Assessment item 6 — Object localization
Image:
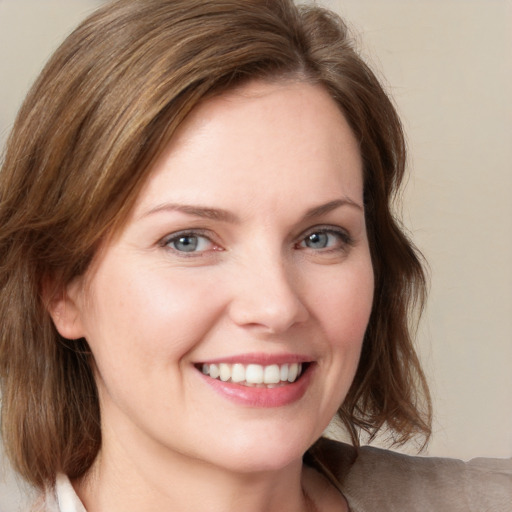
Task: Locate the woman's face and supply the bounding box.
[57,80,374,474]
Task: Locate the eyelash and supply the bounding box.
[160,229,218,257]
[160,226,353,257]
[296,227,354,253]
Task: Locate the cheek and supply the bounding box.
[303,256,374,426]
[80,261,224,374]
[313,258,374,349]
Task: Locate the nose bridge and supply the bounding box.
[228,244,308,333]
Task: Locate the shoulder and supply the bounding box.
[310,437,512,512]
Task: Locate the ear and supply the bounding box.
[43,276,86,340]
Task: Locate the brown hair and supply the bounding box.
[0,0,431,489]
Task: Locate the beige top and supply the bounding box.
[38,439,512,511]
[311,438,512,511]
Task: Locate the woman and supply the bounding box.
[0,0,510,510]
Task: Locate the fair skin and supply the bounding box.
[50,80,374,512]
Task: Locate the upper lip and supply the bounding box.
[195,353,313,365]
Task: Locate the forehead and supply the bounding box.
[133,79,363,216]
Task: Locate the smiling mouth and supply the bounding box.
[195,362,309,388]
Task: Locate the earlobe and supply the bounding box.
[43,278,86,340]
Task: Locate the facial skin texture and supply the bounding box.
[52,80,374,512]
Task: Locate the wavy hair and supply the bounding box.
[0,0,431,489]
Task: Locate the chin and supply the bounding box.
[194,428,319,475]
[213,450,304,475]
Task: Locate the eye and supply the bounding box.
[162,231,215,254]
[298,228,352,251]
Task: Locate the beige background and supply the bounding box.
[1,0,511,508]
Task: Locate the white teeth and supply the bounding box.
[246,364,264,384]
[263,364,280,384]
[199,362,305,386]
[288,363,299,382]
[219,363,230,382]
[209,364,219,379]
[231,363,245,383]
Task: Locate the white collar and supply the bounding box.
[49,474,87,512]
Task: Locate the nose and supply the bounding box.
[227,253,309,335]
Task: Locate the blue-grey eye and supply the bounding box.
[168,234,211,253]
[301,230,345,250]
[305,232,329,249]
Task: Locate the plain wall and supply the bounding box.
[1,0,511,509]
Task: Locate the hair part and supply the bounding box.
[0,0,431,489]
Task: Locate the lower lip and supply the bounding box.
[197,364,315,408]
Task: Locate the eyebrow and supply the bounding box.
[303,198,363,219]
[139,197,362,223]
[139,203,239,223]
